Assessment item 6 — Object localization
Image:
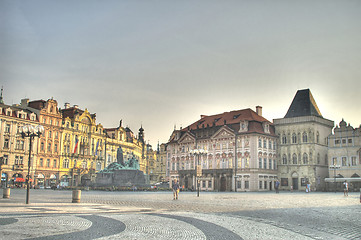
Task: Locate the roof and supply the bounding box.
[184,108,271,131]
[284,89,322,118]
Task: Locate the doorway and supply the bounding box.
[292,178,298,190]
[220,177,226,191]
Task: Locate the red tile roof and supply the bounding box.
[184,108,271,131]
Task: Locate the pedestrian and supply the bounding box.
[172,179,180,200]
[343,180,349,196]
[275,179,280,193]
[306,182,311,193]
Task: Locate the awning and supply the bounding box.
[15,178,25,182]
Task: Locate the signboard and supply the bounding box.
[196,165,202,177]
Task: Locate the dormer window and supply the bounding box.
[239,121,248,132]
[6,109,11,116]
[263,123,270,134]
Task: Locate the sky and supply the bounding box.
[1,0,361,146]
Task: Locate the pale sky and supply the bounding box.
[1,0,361,146]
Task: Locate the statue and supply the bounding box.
[116,147,124,166]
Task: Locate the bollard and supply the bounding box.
[3,188,10,199]
[72,190,81,203]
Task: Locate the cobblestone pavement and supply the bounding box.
[0,189,360,239]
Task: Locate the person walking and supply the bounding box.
[275,179,280,193]
[172,179,180,200]
[343,180,349,196]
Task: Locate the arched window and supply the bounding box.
[292,153,297,164]
[292,133,297,144]
[302,132,307,143]
[303,153,308,164]
[282,135,287,144]
[282,154,287,164]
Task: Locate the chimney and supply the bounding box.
[256,106,262,116]
[64,103,70,109]
[73,105,78,109]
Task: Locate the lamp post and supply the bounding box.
[190,149,208,197]
[20,124,44,204]
[330,165,340,193]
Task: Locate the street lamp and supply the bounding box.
[330,165,340,193]
[190,149,208,197]
[19,124,44,204]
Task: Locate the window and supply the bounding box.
[302,132,308,143]
[273,160,276,170]
[3,138,9,149]
[43,118,46,124]
[351,157,356,166]
[342,139,346,144]
[54,144,58,152]
[5,124,10,133]
[264,158,267,169]
[258,139,262,148]
[41,142,44,151]
[292,134,297,144]
[259,158,262,168]
[53,159,57,168]
[48,131,52,138]
[47,143,51,152]
[39,158,43,167]
[237,181,241,189]
[292,154,297,164]
[263,140,267,148]
[264,181,267,189]
[316,132,319,143]
[269,141,272,149]
[332,157,337,165]
[245,181,249,189]
[269,159,272,169]
[317,153,320,164]
[342,157,347,166]
[202,181,206,188]
[259,181,262,189]
[63,159,69,168]
[282,135,287,144]
[282,155,287,164]
[335,139,340,144]
[301,178,308,186]
[303,153,308,164]
[348,139,353,144]
[281,178,288,186]
[3,155,8,165]
[46,159,50,167]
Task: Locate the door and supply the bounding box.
[220,177,227,191]
[269,182,272,191]
[292,178,298,190]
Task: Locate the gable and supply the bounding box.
[211,126,235,139]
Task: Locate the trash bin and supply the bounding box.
[72,190,81,203]
[3,188,10,199]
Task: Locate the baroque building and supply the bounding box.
[274,89,334,191]
[326,119,361,191]
[167,107,278,192]
[26,98,63,188]
[59,103,105,187]
[0,94,40,188]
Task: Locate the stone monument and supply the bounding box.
[96,147,148,187]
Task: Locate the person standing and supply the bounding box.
[343,180,349,196]
[172,179,180,200]
[275,179,280,193]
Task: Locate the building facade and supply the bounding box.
[0,96,40,188]
[274,89,334,191]
[167,107,278,192]
[326,119,361,191]
[155,143,167,183]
